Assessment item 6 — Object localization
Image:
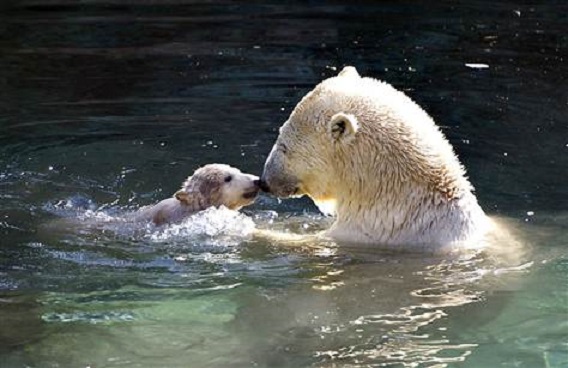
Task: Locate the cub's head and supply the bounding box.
[175,164,260,211]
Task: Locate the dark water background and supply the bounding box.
[1,1,567,367]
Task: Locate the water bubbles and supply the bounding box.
[148,206,255,245]
[42,311,135,324]
[82,209,116,222]
[202,140,218,148]
[120,167,136,177]
[253,210,278,224]
[44,195,97,215]
[524,211,535,222]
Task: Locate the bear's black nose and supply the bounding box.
[257,179,270,193]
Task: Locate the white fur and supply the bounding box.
[133,164,259,226]
[262,66,490,248]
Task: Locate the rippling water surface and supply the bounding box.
[1,1,567,367]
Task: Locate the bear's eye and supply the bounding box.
[224,175,233,183]
[278,143,288,154]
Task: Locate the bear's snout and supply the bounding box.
[259,174,300,198]
[258,179,271,193]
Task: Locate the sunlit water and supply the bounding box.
[1,1,566,368]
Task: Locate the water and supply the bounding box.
[1,1,567,367]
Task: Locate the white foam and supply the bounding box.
[147,206,255,244]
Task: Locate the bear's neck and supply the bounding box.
[326,179,488,247]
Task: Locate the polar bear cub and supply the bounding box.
[135,164,260,226]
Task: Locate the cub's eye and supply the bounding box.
[224,175,233,183]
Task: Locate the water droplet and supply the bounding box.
[465,63,490,69]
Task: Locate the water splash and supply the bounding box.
[42,311,135,324]
[147,206,255,245]
[44,195,256,247]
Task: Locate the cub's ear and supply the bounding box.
[174,189,190,203]
[328,112,359,143]
[338,66,360,78]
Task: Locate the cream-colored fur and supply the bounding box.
[261,66,491,248]
[134,164,260,226]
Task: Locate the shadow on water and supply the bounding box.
[1,1,567,367]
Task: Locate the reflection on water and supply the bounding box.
[1,0,567,367]
[3,240,538,368]
[1,218,566,367]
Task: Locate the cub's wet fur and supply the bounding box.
[133,164,260,226]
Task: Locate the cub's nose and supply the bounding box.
[257,179,270,193]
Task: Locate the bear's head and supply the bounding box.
[261,66,470,216]
[176,164,260,211]
[260,67,366,214]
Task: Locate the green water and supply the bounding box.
[1,1,567,367]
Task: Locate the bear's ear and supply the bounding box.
[338,66,360,78]
[174,189,190,203]
[328,112,359,143]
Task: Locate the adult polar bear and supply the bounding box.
[260,66,492,249]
